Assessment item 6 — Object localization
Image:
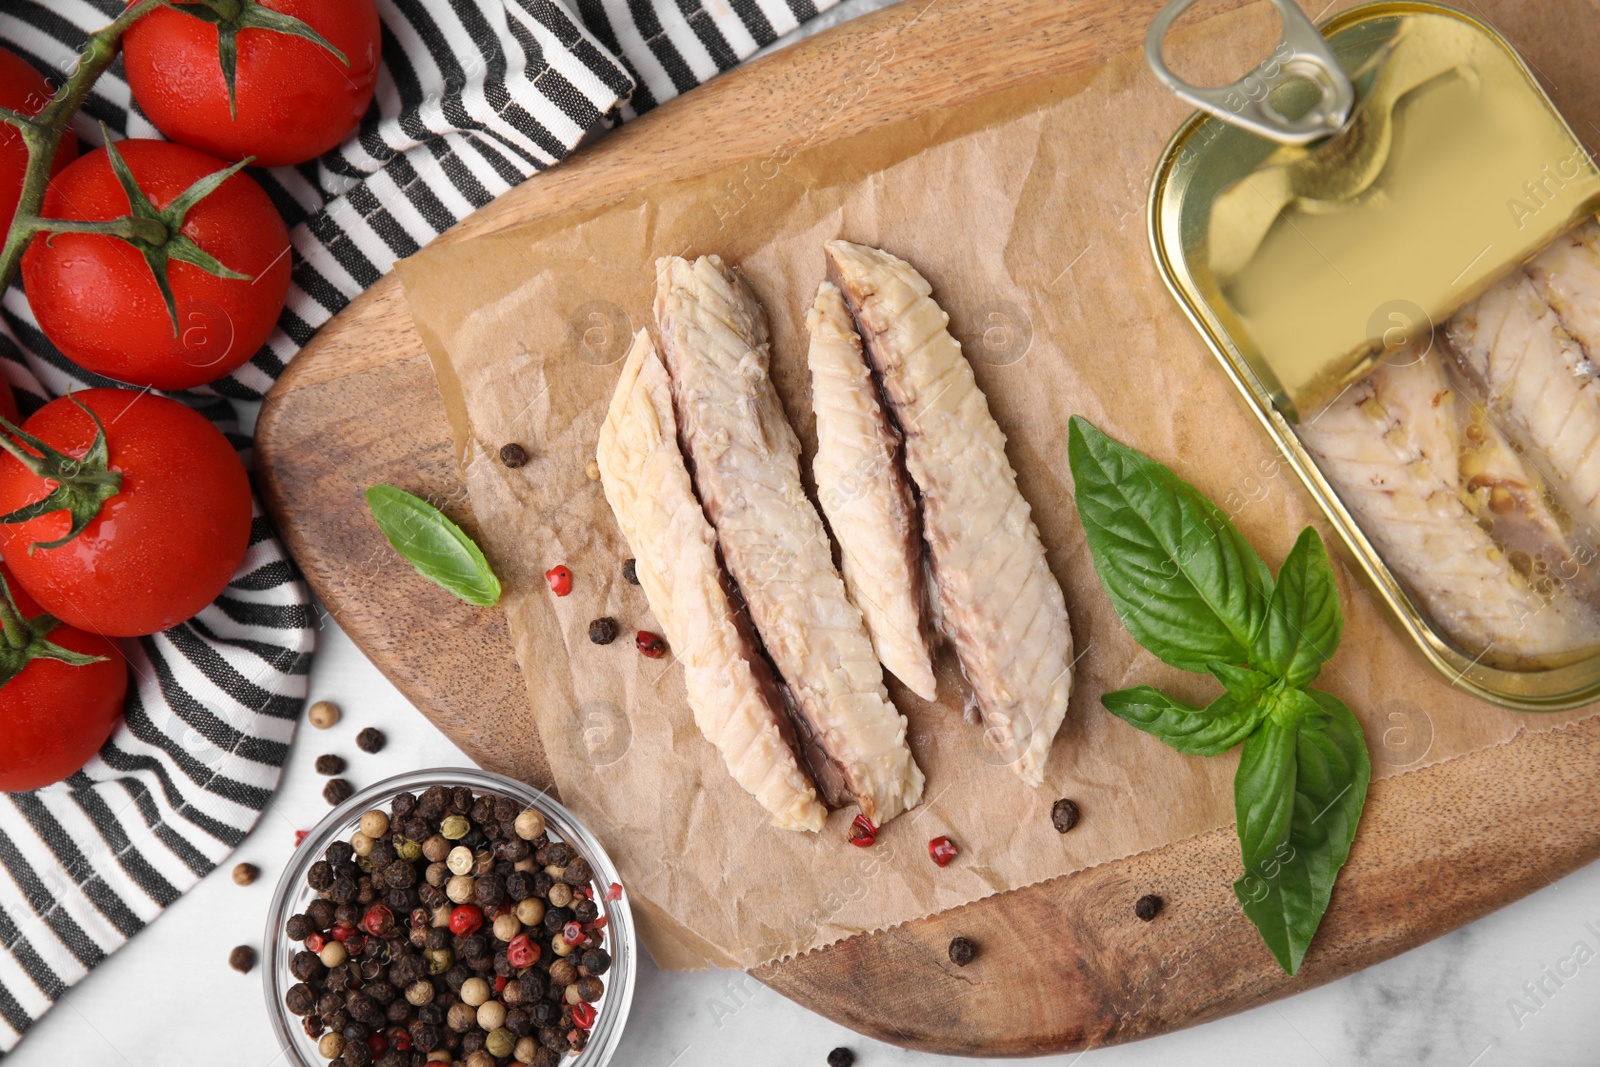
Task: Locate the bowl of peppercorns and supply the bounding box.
[265,768,636,1067]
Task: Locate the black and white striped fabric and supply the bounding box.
[0,0,838,1052]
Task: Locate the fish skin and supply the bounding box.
[805,281,939,702]
[597,329,827,833]
[824,240,1073,787]
[654,255,925,826]
[1449,262,1600,538]
[1298,348,1597,667]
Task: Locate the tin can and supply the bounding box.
[1147,1,1600,709]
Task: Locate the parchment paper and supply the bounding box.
[396,4,1600,970]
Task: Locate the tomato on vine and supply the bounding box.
[21,137,291,391]
[0,389,252,637]
[122,0,382,167]
[0,47,76,238]
[0,564,127,792]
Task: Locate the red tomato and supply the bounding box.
[122,0,382,167]
[21,139,290,391]
[0,47,77,238]
[0,389,252,637]
[0,565,127,792]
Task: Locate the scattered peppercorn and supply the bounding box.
[231,862,259,887]
[308,700,341,729]
[635,630,667,658]
[1051,798,1081,833]
[314,753,345,776]
[928,835,958,867]
[585,458,601,482]
[948,936,977,967]
[323,778,354,806]
[848,813,877,848]
[621,558,638,585]
[587,617,618,645]
[827,1049,856,1067]
[356,727,385,754]
[499,443,529,468]
[545,565,573,597]
[1134,894,1164,922]
[229,945,256,973]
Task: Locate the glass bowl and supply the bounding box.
[264,767,636,1067]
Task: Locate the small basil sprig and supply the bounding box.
[365,485,501,607]
[1068,417,1370,976]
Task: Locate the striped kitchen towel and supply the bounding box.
[0,0,839,1052]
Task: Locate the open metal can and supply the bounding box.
[1147,1,1600,709]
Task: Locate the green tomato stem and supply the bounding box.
[0,0,169,292]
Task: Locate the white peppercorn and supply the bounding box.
[359,810,389,838]
[422,835,451,862]
[466,1050,495,1067]
[350,832,373,857]
[477,1000,507,1031]
[515,898,545,926]
[446,846,475,876]
[447,1001,478,1031]
[550,936,574,958]
[513,810,545,841]
[318,1032,346,1059]
[308,700,341,728]
[493,914,521,942]
[405,979,435,1006]
[546,883,573,908]
[446,875,476,904]
[319,941,348,968]
[513,857,537,873]
[431,904,452,928]
[563,983,581,1005]
[460,976,491,1007]
[514,1036,539,1064]
[428,1052,452,1064]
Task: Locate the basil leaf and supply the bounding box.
[1102,685,1271,757]
[1207,662,1275,703]
[1233,690,1370,975]
[1068,417,1274,673]
[1252,526,1342,687]
[365,485,502,607]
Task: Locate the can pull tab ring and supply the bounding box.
[1145,0,1354,145]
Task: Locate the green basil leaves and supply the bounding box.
[1068,417,1369,976]
[365,485,502,608]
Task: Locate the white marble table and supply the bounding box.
[10,3,1600,1063]
[8,617,1597,1067]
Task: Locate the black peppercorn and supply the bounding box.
[326,841,355,867]
[560,858,591,885]
[391,791,417,818]
[356,876,376,906]
[520,973,546,1004]
[402,816,429,842]
[308,861,334,892]
[307,899,337,929]
[315,754,346,776]
[1051,798,1081,833]
[319,992,344,1017]
[448,786,472,814]
[579,949,611,977]
[543,907,573,933]
[474,875,503,907]
[505,872,532,901]
[366,980,396,1006]
[948,936,977,967]
[328,876,359,904]
[530,1001,560,1027]
[622,558,638,584]
[1134,894,1163,922]
[412,1022,441,1052]
[334,902,361,926]
[286,914,314,941]
[548,959,578,987]
[568,1027,589,1053]
[572,898,598,924]
[286,983,317,1015]
[827,1049,855,1067]
[382,859,417,889]
[302,1013,324,1039]
[342,1020,370,1044]
[461,1031,486,1055]
[502,837,530,863]
[291,950,326,983]
[343,1039,371,1067]
[229,945,257,973]
[533,872,555,897]
[499,443,528,468]
[505,1007,532,1037]
[425,926,451,952]
[369,839,398,867]
[542,842,576,867]
[587,617,618,645]
[324,778,355,806]
[386,997,410,1024]
[356,728,386,754]
[417,786,446,819]
[471,796,496,824]
[539,1027,567,1052]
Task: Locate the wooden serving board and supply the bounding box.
[256,0,1600,1055]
